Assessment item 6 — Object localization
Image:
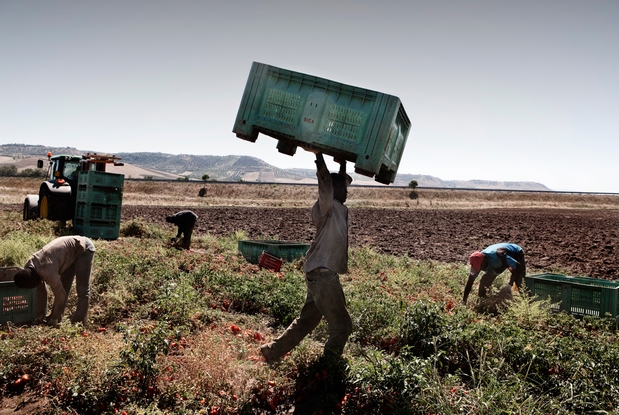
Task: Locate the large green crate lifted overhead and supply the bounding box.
[233,62,411,184]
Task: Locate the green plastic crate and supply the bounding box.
[1,267,37,325]
[75,202,122,222]
[78,170,124,189]
[73,219,120,240]
[238,240,310,265]
[233,62,411,184]
[525,273,619,318]
[76,185,123,205]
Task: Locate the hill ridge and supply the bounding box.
[0,144,550,190]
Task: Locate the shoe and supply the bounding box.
[260,344,279,363]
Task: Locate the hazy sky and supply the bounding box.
[1,1,618,192]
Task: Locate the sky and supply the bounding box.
[1,1,618,192]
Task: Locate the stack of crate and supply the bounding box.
[73,170,124,240]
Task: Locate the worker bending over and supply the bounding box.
[463,242,526,304]
[14,235,96,326]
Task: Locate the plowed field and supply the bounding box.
[124,206,619,281]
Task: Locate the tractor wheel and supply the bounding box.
[22,199,39,221]
[39,194,50,219]
[23,199,30,221]
[39,186,54,220]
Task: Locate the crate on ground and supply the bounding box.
[76,185,123,205]
[75,202,122,223]
[78,170,124,189]
[258,251,283,272]
[0,267,37,325]
[525,273,619,318]
[73,219,120,240]
[238,240,310,265]
[233,61,411,184]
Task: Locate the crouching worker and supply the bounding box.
[13,236,96,327]
[165,210,198,249]
[463,242,526,305]
[261,153,353,363]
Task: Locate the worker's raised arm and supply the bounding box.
[315,153,333,216]
[315,152,328,174]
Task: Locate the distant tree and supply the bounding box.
[143,175,153,181]
[18,168,46,178]
[408,180,419,200]
[0,165,18,177]
[177,176,189,181]
[202,174,209,182]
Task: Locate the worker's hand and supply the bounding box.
[33,316,46,325]
[47,318,59,328]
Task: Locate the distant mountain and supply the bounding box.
[0,144,551,190]
[115,152,314,183]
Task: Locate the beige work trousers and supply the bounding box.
[265,268,352,359]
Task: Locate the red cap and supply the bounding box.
[469,251,485,272]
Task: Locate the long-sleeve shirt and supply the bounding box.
[24,236,94,321]
[167,210,198,237]
[303,158,348,274]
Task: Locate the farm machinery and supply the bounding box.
[23,152,124,222]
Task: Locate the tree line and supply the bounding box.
[0,164,47,178]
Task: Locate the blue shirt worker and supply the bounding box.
[13,236,96,326]
[165,210,198,250]
[463,243,526,304]
[261,153,353,363]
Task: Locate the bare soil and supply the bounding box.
[126,206,619,281]
[2,200,617,279]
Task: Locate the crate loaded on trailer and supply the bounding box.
[233,62,411,184]
[73,170,124,240]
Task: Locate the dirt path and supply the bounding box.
[125,206,619,281]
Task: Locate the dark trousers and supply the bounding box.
[177,219,197,249]
[479,252,526,297]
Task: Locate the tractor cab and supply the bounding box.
[43,153,82,188]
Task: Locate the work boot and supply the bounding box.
[260,343,279,364]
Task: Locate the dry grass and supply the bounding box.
[0,177,43,205]
[157,326,271,404]
[2,177,619,210]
